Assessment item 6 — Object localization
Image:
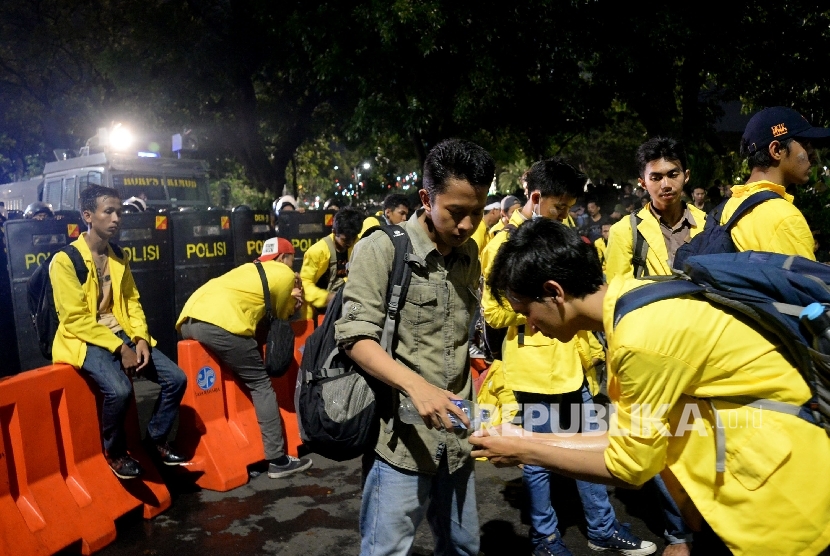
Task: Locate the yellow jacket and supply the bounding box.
[176,260,295,336]
[488,218,505,240]
[720,181,815,260]
[300,233,352,310]
[51,234,154,368]
[359,214,385,239]
[594,237,607,273]
[605,203,706,281]
[603,276,830,555]
[481,210,599,394]
[471,220,489,258]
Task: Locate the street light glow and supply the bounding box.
[110,125,133,151]
[362,162,371,170]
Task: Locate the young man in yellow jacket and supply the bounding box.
[358,193,410,238]
[178,237,312,478]
[474,219,830,556]
[481,159,654,556]
[720,107,830,260]
[51,186,188,480]
[299,207,362,318]
[605,138,706,281]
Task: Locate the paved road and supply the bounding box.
[91,381,731,556]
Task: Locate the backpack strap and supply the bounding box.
[613,278,704,329]
[63,244,89,285]
[362,225,417,353]
[721,190,782,230]
[253,260,273,320]
[630,212,649,279]
[315,235,338,291]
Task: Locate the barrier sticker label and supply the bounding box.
[155,215,168,230]
[325,214,333,226]
[220,216,230,229]
[197,366,217,391]
[67,223,80,238]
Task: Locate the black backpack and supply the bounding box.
[254,260,295,377]
[27,244,89,359]
[295,225,417,461]
[671,190,780,272]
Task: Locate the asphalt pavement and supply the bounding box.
[85,380,733,556]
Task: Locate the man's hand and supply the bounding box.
[405,380,470,430]
[118,343,139,377]
[469,427,528,467]
[325,291,336,305]
[291,287,303,312]
[134,339,151,373]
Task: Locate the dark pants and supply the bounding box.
[180,320,286,460]
[80,330,187,456]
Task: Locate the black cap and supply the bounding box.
[742,107,830,155]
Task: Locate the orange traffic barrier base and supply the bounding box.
[0,364,171,555]
[175,319,314,491]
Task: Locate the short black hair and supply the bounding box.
[80,185,120,215]
[742,137,795,170]
[526,158,585,199]
[382,194,409,212]
[487,218,603,303]
[636,137,688,178]
[332,207,363,238]
[422,139,495,200]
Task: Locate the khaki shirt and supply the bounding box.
[647,202,698,268]
[335,210,480,474]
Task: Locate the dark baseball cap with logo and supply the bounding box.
[742,106,830,155]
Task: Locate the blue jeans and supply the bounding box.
[80,330,187,456]
[515,384,616,544]
[360,455,479,556]
[653,474,694,544]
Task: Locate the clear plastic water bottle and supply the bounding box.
[800,303,830,354]
[398,398,489,430]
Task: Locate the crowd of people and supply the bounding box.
[42,106,830,556]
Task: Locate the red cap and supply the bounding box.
[257,237,295,261]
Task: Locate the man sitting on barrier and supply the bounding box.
[50,185,188,480]
[177,237,313,479]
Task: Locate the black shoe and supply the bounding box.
[267,456,313,478]
[149,440,188,465]
[107,454,144,479]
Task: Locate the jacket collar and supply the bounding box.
[732,181,794,203]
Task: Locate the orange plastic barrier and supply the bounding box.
[0,364,171,555]
[176,318,315,491]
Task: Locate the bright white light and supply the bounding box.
[334,165,339,170]
[110,125,133,151]
[397,176,401,181]
[363,162,371,170]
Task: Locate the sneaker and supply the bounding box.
[267,456,313,479]
[533,531,573,556]
[469,344,487,359]
[151,441,188,466]
[588,522,657,555]
[107,454,143,479]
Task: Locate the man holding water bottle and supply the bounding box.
[335,139,495,556]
